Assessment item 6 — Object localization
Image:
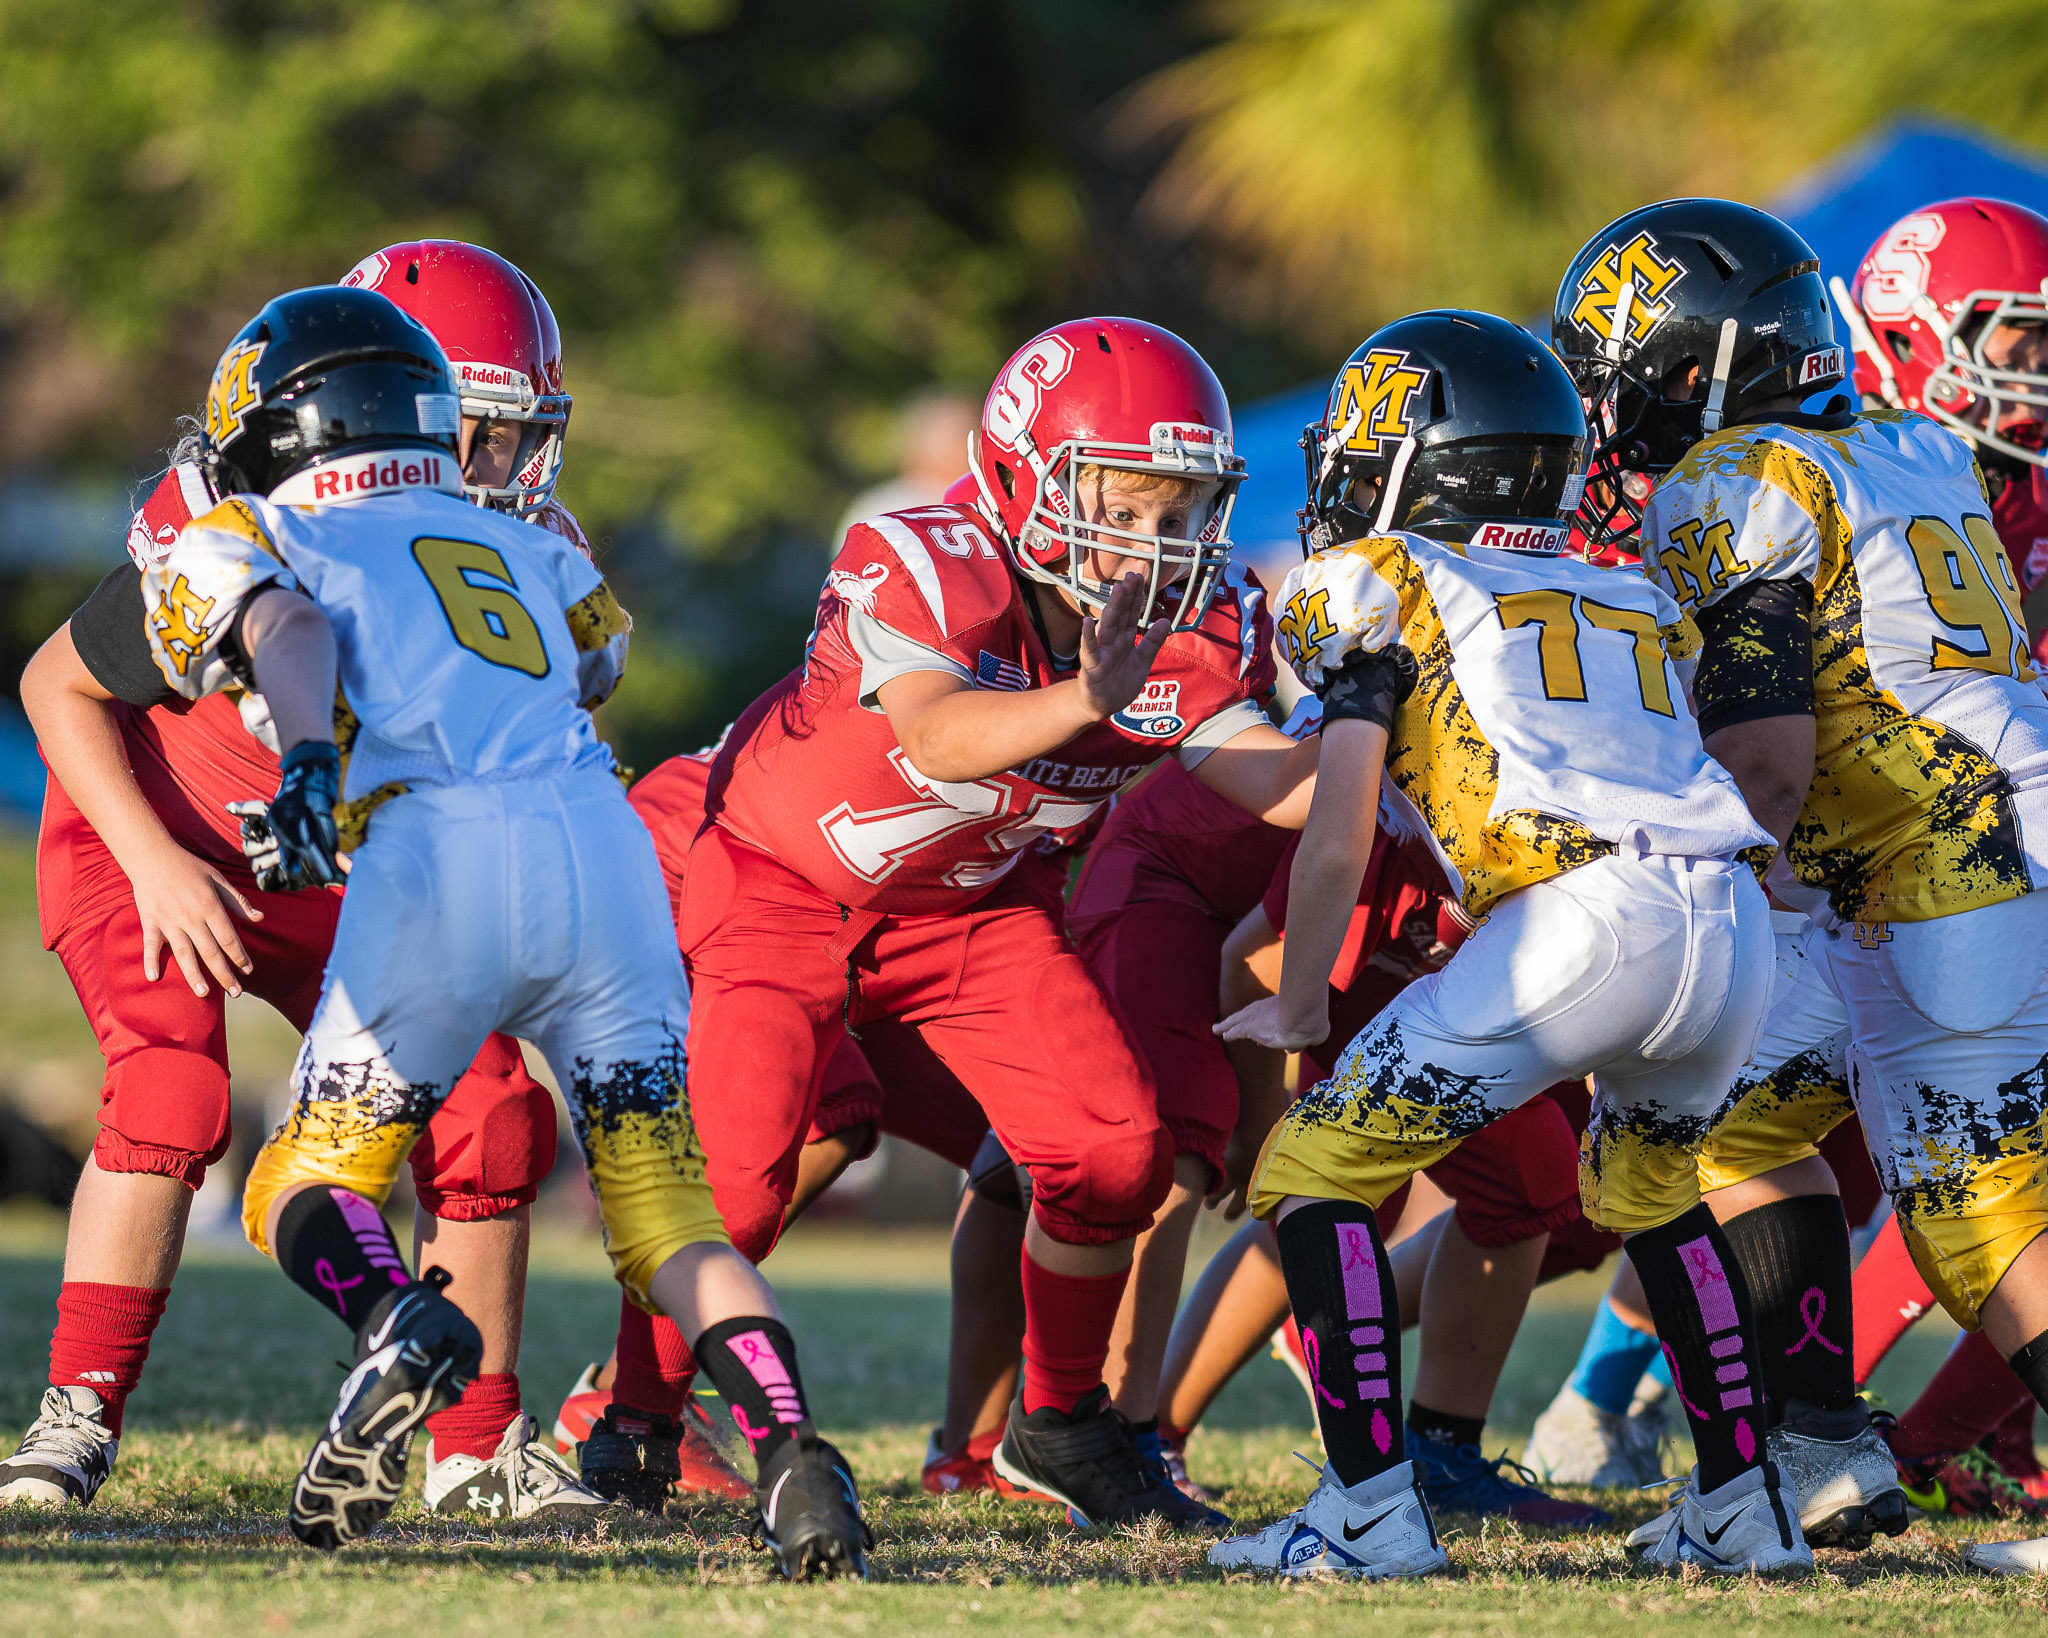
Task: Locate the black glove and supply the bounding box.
[1317,645,1417,730]
[227,741,343,892]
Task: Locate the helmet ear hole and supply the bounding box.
[1885,330,1915,365]
[996,461,1016,500]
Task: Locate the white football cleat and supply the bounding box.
[1627,1462,1812,1576]
[1965,1535,2048,1575]
[1525,1382,1668,1487]
[425,1412,617,1523]
[1208,1458,1448,1579]
[0,1387,118,1508]
[1765,1400,1908,1549]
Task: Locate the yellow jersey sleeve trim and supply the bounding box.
[187,498,282,561]
[566,582,630,653]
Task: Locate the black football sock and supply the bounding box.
[1275,1200,1405,1488]
[1625,1204,1769,1491]
[2009,1329,2048,1414]
[1407,1404,1484,1451]
[693,1316,815,1471]
[273,1184,413,1331]
[1719,1193,1856,1414]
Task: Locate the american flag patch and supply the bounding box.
[976,650,1031,691]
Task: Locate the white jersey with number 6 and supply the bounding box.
[1274,530,1770,915]
[141,452,628,841]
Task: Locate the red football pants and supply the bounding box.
[44,810,553,1210]
[679,827,1172,1259]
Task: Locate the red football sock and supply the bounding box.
[425,1371,523,1462]
[49,1282,169,1437]
[1851,1215,1935,1385]
[612,1290,695,1417]
[1019,1245,1129,1415]
[1889,1330,2035,1466]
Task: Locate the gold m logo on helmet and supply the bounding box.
[1570,232,1686,347]
[206,339,266,447]
[1330,349,1429,457]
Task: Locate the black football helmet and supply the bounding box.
[1300,310,1588,554]
[1551,199,1846,547]
[201,286,461,498]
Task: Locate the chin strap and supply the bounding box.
[1829,276,1901,408]
[1699,317,1741,435]
[1373,435,1418,535]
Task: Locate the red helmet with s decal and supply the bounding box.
[969,317,1243,630]
[340,240,570,514]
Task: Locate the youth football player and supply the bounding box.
[1563,197,2048,1578]
[675,318,1320,1528]
[134,284,867,1577]
[1208,309,1799,1578]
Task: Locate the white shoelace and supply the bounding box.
[10,1389,114,1472]
[495,1414,596,1509]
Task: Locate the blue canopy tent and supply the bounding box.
[1227,119,2048,561]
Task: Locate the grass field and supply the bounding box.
[3,1205,2045,1637]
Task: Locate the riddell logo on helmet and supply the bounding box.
[270,450,457,506]
[1149,422,1233,466]
[1472,521,1569,552]
[1799,346,1846,385]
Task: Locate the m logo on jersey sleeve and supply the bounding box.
[206,338,266,448]
[1569,232,1686,347]
[151,574,216,677]
[1277,585,1340,671]
[1329,350,1429,457]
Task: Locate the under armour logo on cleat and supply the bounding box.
[467,1487,505,1518]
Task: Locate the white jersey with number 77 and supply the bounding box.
[1273,529,1771,917]
[140,450,629,846]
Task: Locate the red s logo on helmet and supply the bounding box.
[984,335,1075,454]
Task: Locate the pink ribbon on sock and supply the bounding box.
[1784,1287,1843,1356]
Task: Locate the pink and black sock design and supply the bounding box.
[273,1185,412,1332]
[1625,1205,1766,1490]
[1719,1193,1855,1413]
[1275,1200,1404,1487]
[693,1316,813,1471]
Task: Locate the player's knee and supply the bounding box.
[1034,1123,1173,1240]
[412,1073,559,1220]
[715,1186,785,1265]
[1896,1182,2048,1330]
[96,1047,232,1189]
[1578,1129,1702,1237]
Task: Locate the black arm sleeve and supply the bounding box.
[69,564,179,709]
[1691,576,1815,738]
[1317,645,1417,731]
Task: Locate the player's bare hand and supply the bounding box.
[1214,995,1327,1052]
[134,839,262,998]
[1077,572,1170,720]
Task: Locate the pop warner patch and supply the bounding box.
[1112,677,1185,738]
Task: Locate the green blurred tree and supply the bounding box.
[0,0,1312,759]
[1124,0,2048,349]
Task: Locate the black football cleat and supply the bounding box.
[991,1386,1196,1528]
[289,1266,483,1550]
[754,1428,870,1580]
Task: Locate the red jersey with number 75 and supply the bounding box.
[710,503,1277,914]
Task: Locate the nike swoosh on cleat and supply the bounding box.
[1700,1514,1742,1547]
[764,1466,792,1531]
[1341,1505,1401,1541]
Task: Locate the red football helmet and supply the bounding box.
[1840,198,2048,467]
[340,240,571,513]
[969,317,1243,630]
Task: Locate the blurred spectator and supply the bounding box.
[834,390,980,544]
[0,1104,81,1209]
